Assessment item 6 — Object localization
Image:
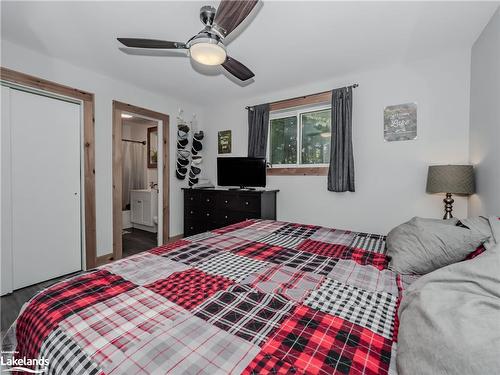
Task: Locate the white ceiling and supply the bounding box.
[2,1,498,105]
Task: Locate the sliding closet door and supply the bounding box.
[10,88,82,289]
[1,86,13,295]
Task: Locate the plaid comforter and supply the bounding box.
[11,219,408,374]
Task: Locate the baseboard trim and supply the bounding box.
[95,254,114,267]
[169,234,184,241]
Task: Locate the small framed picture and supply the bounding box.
[147,126,158,168]
[384,103,417,142]
[218,130,232,154]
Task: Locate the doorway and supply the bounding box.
[111,101,169,263]
[122,116,159,257]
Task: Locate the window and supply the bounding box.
[268,105,331,168]
[269,116,297,164]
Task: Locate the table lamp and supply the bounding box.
[426,165,475,219]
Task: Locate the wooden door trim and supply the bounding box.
[112,100,170,261]
[0,67,97,269]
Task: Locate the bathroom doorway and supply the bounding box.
[111,101,169,264]
[121,116,158,257]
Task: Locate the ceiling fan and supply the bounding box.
[117,0,259,81]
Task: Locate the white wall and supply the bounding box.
[469,7,500,217]
[1,40,203,256]
[202,49,472,234]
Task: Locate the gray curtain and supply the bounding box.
[328,87,355,192]
[248,103,270,158]
[122,142,147,209]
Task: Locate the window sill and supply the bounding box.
[267,167,329,176]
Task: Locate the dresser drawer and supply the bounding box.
[237,194,261,212]
[217,193,261,212]
[184,191,200,206]
[184,221,200,237]
[185,191,216,206]
[185,206,216,220]
[216,210,259,227]
[185,218,219,237]
[218,193,239,211]
[200,194,216,207]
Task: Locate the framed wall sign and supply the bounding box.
[218,130,232,154]
[384,103,417,142]
[147,126,158,168]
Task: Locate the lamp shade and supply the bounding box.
[426,165,475,195]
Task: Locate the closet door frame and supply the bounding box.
[0,67,97,269]
[111,100,170,264]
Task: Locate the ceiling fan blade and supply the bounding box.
[117,38,186,49]
[221,56,254,81]
[213,0,258,38]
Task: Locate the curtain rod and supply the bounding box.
[245,83,359,111]
[122,138,146,145]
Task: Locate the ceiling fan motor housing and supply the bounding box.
[200,5,216,26]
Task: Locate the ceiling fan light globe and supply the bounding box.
[189,39,226,66]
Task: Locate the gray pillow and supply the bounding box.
[422,217,459,226]
[459,216,491,236]
[386,217,488,274]
[459,216,497,250]
[397,243,500,374]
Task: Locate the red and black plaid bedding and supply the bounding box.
[10,219,408,374]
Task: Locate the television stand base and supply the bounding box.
[228,186,257,191]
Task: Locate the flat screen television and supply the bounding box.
[217,157,266,189]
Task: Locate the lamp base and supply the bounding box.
[443,193,454,220]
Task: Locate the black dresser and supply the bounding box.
[183,188,278,236]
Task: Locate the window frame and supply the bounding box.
[267,103,332,170]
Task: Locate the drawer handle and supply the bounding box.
[245,201,249,205]
[190,210,194,214]
[224,215,228,219]
[190,197,194,201]
[190,226,194,230]
[224,200,228,204]
[206,198,210,202]
[206,213,210,217]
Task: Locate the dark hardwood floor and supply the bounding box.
[122,227,158,257]
[0,228,158,335]
[1,272,81,333]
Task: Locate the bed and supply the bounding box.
[8,219,410,374]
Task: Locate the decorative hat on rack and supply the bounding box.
[175,109,190,180]
[188,115,204,187]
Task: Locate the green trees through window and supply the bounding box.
[270,116,297,164]
[269,107,331,166]
[301,109,331,164]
